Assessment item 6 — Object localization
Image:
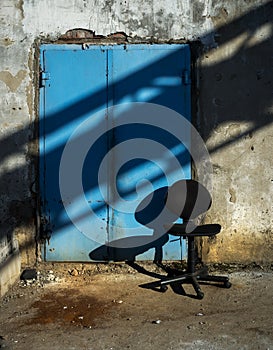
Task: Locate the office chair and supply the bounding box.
[143,179,231,299]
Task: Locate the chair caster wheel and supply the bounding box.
[197,292,204,300]
[160,285,168,292]
[224,281,232,288]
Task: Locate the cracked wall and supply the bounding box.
[0,0,272,272]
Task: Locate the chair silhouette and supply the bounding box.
[142,179,231,299]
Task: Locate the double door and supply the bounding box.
[39,44,191,261]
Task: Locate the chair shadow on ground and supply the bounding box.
[89,186,230,299]
[89,186,210,299]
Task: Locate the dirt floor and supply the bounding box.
[0,263,273,350]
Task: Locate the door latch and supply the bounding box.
[40,71,50,87]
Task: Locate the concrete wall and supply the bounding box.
[196,1,273,264]
[0,0,272,281]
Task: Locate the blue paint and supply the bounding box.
[39,44,191,262]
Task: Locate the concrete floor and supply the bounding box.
[0,264,273,350]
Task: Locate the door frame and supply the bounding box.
[38,41,194,262]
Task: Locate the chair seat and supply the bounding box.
[166,223,221,237]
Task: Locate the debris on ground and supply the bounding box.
[0,266,273,350]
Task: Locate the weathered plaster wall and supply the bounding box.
[0,0,272,274]
[197,2,273,264]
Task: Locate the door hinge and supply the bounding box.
[182,69,191,85]
[40,71,50,87]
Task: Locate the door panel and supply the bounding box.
[108,45,191,260]
[40,46,108,261]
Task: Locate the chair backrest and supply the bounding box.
[165,179,212,220]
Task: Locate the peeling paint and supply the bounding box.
[15,0,25,20]
[0,70,27,92]
[229,188,236,203]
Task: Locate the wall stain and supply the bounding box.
[0,70,27,92]
[229,188,236,203]
[26,49,33,118]
[15,0,25,20]
[0,38,15,46]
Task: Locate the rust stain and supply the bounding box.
[28,288,114,328]
[0,38,15,46]
[0,70,27,92]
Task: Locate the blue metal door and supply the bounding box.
[39,44,191,261]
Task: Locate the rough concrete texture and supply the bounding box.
[197,1,273,263]
[0,251,21,297]
[0,266,273,349]
[0,0,272,277]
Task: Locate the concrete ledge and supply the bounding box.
[0,251,21,297]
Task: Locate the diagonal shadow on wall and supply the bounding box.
[0,0,272,264]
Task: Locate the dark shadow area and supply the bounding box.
[89,235,169,262]
[197,1,273,145]
[125,179,231,299]
[0,1,272,265]
[125,260,195,296]
[127,259,206,299]
[89,187,174,261]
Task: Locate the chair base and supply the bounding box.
[140,266,231,299]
